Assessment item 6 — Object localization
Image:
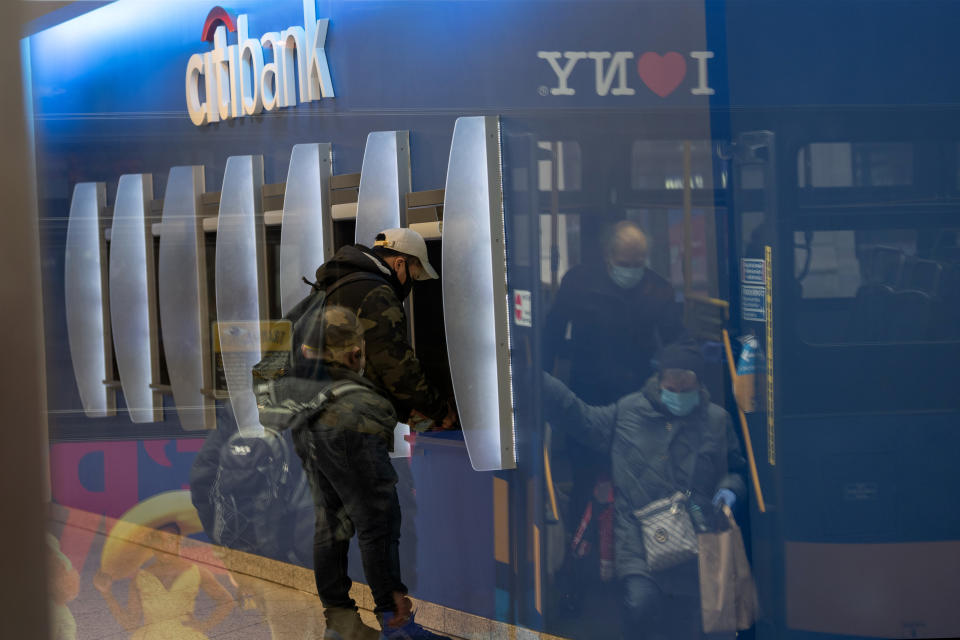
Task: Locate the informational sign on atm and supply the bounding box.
[212,320,292,393]
[741,258,766,322]
[513,290,532,327]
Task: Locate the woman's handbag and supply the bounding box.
[697,505,758,632]
[632,491,699,572]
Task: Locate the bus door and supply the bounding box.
[729,129,782,640]
[733,120,960,639]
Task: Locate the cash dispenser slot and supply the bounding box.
[262,183,285,319]
[147,197,171,395]
[196,189,228,402]
[100,204,122,395]
[330,172,360,248]
[406,189,444,240]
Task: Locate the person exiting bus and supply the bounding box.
[544,221,684,607]
[542,341,746,640]
[291,305,450,640]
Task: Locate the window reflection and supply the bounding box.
[631,140,719,191]
[797,142,914,188]
[794,227,960,343]
[537,141,582,192]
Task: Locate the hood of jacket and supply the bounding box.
[314,244,402,298]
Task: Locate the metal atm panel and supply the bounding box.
[215,155,267,433]
[443,115,516,471]
[64,182,115,418]
[280,143,333,315]
[109,173,163,423]
[355,130,411,246]
[158,166,214,431]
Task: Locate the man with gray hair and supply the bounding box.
[545,220,683,401]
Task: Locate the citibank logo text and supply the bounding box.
[185,2,334,126]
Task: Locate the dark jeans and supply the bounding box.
[294,425,406,614]
[621,574,702,640]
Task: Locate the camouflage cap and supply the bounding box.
[303,305,364,351]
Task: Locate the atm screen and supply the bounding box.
[412,239,455,403]
[265,226,282,321]
[333,219,357,250]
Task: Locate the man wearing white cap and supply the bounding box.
[312,227,454,432]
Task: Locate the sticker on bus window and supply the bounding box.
[741,285,766,322]
[741,258,765,284]
[513,290,532,327]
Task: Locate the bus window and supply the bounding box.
[537,141,581,192]
[797,142,914,189]
[794,227,960,344]
[539,213,580,287]
[630,140,719,191]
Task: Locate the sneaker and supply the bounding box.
[378,610,451,640]
[324,607,380,640]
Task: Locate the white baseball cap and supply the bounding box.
[373,228,439,280]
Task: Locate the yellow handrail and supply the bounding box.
[722,329,767,513]
[543,437,560,523]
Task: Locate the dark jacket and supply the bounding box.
[543,373,747,580]
[314,245,447,423]
[544,263,684,405]
[290,360,398,448]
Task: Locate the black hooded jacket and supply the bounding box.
[313,244,447,424]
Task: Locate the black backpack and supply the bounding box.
[251,272,384,432]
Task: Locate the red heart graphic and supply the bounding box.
[636,52,687,98]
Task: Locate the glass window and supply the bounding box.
[539,213,581,286]
[797,142,913,188]
[537,140,581,192]
[631,140,720,190]
[794,226,960,343]
[628,208,714,299]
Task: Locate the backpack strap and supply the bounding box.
[301,379,369,421]
[323,271,390,299]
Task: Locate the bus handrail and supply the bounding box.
[722,329,767,513]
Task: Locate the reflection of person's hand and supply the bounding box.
[407,409,434,432]
[712,489,736,510]
[440,400,458,430]
[93,571,113,595]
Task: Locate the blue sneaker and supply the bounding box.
[378,611,451,640]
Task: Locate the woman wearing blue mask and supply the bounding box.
[543,341,746,640]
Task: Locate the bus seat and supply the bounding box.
[860,246,904,287]
[899,257,942,296]
[885,289,933,341]
[931,263,960,339]
[847,284,894,342]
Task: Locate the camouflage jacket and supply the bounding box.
[291,362,398,449]
[314,245,448,424]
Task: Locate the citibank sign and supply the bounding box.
[185,1,334,126]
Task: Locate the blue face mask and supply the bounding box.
[660,388,700,416]
[608,264,645,289]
